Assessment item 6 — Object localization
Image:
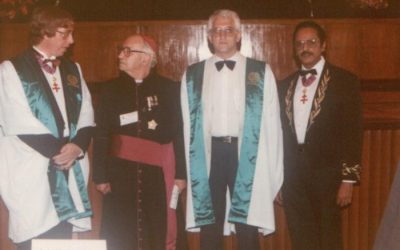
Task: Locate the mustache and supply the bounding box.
[300,51,313,57]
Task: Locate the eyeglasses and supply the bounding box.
[117,46,147,57]
[56,30,73,39]
[209,27,237,36]
[295,38,320,49]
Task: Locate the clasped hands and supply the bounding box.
[52,143,83,171]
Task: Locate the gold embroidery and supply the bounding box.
[67,74,79,88]
[342,163,361,181]
[247,72,261,85]
[307,69,330,130]
[285,79,296,132]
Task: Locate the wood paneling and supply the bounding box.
[1,19,400,82]
[1,19,400,250]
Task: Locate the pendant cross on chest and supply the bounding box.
[300,73,316,104]
[300,88,308,104]
[52,76,60,93]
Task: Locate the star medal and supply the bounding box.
[148,119,158,130]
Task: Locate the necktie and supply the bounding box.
[215,60,236,71]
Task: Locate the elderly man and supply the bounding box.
[278,21,363,250]
[93,34,187,250]
[0,6,94,250]
[180,9,283,250]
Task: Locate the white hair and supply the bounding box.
[142,41,157,68]
[207,9,241,32]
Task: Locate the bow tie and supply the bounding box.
[35,53,60,74]
[215,60,236,71]
[299,68,317,76]
[43,58,61,67]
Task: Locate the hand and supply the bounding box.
[96,183,112,195]
[174,179,186,191]
[52,143,82,170]
[274,190,283,206]
[336,182,353,207]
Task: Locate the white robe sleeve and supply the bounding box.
[75,63,95,130]
[0,61,52,136]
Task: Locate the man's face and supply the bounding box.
[118,36,151,73]
[42,27,74,57]
[294,27,326,69]
[208,15,241,59]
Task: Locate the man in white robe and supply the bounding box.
[0,6,94,250]
[180,9,283,250]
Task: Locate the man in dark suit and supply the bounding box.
[278,21,363,250]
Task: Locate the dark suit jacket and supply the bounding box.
[278,62,363,182]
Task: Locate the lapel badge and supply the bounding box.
[148,119,158,130]
[67,74,79,88]
[247,72,261,86]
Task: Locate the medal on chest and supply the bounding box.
[146,95,158,111]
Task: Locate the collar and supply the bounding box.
[301,56,325,76]
[32,46,57,60]
[212,51,240,63]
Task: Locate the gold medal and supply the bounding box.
[67,74,79,88]
[247,72,261,85]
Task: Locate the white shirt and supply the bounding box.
[294,57,325,144]
[209,53,242,137]
[33,47,70,137]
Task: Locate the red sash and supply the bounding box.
[111,135,177,250]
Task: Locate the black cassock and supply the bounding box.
[93,71,187,250]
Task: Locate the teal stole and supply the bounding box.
[186,58,265,226]
[11,51,92,221]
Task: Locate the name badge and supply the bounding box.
[120,111,138,126]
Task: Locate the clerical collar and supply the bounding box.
[301,56,325,76]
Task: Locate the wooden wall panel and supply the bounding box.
[1,19,400,82]
[360,22,400,79]
[0,19,400,250]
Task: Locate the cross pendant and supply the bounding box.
[300,94,308,104]
[52,82,60,93]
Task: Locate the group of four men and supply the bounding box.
[0,5,362,250]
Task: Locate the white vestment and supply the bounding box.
[181,54,284,235]
[0,60,94,243]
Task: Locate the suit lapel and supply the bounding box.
[306,64,331,132]
[285,64,331,142]
[285,76,297,134]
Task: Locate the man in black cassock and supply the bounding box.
[93,34,187,250]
